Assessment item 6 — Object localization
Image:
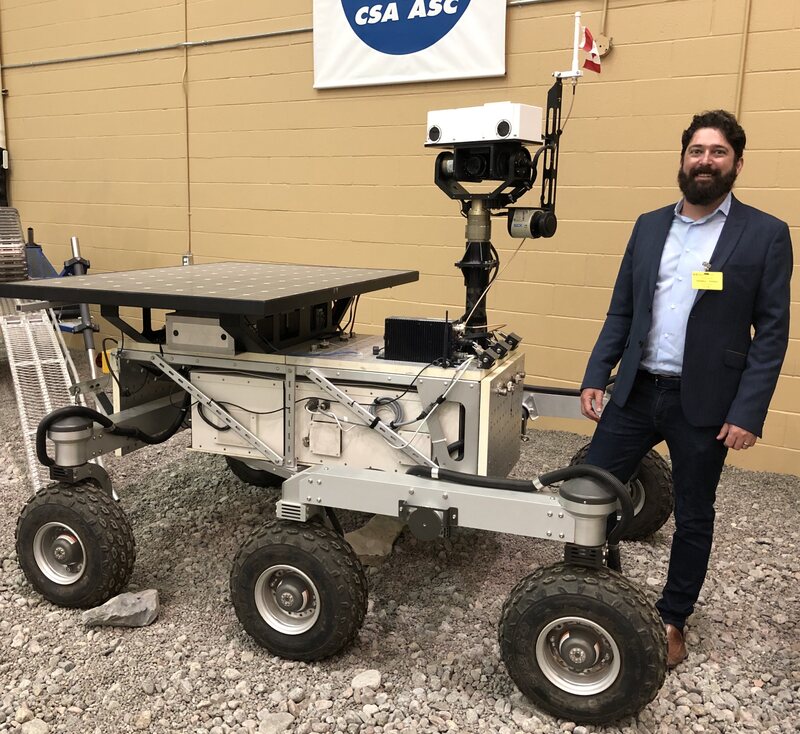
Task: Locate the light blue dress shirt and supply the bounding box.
[640,193,731,376]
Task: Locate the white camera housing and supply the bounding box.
[426,102,543,147]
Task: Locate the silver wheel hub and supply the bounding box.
[32,522,86,585]
[254,565,320,635]
[275,577,310,613]
[628,477,646,515]
[559,629,600,671]
[536,616,621,695]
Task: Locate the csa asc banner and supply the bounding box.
[313,0,507,89]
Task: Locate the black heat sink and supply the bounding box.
[383,317,456,364]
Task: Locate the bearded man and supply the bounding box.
[579,110,793,668]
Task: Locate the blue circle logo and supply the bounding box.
[341,0,472,56]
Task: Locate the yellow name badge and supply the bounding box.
[692,271,723,291]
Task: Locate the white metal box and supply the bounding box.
[426,102,543,147]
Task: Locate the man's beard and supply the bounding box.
[677,165,738,206]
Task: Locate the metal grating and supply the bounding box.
[0,310,79,491]
[0,208,27,284]
[0,298,15,360]
[0,311,74,491]
[0,208,28,360]
[0,209,85,492]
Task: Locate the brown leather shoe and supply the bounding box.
[665,624,687,669]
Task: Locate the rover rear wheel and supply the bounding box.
[226,457,283,489]
[570,443,673,539]
[230,520,367,660]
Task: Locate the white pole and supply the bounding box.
[554,10,584,78]
[572,11,582,75]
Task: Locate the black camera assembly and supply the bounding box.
[413,78,566,365]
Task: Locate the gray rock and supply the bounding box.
[21,721,49,734]
[15,706,34,723]
[352,670,382,690]
[344,516,404,565]
[258,713,294,734]
[134,710,152,729]
[81,590,159,628]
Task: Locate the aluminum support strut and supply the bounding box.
[304,367,436,468]
[149,353,284,465]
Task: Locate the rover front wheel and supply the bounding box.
[15,483,136,608]
[499,563,666,724]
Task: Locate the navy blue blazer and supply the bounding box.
[581,195,793,436]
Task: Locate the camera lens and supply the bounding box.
[428,125,442,143]
[496,120,511,138]
[511,148,532,179]
[464,154,487,178]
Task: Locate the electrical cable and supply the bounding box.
[196,396,285,432]
[367,396,405,427]
[108,335,162,399]
[376,359,441,405]
[339,297,356,335]
[488,242,500,287]
[197,403,231,431]
[559,79,578,135]
[207,399,284,416]
[463,238,528,327]
[338,295,360,337]
[103,335,147,398]
[385,357,475,449]
[351,295,360,336]
[192,361,442,435]
[36,393,191,467]
[244,316,279,353]
[102,337,121,392]
[307,404,357,433]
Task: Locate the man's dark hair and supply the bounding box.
[681,110,746,161]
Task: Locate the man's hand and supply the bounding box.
[717,423,758,450]
[580,388,605,423]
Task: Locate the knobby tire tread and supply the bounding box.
[15,482,136,608]
[230,520,367,661]
[499,563,666,724]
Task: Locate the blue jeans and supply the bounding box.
[585,372,728,629]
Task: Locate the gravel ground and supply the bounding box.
[1,357,799,734]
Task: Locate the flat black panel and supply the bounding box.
[0,262,418,316]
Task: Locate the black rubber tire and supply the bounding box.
[230,520,367,661]
[225,456,282,489]
[15,483,136,608]
[499,563,666,724]
[570,443,674,540]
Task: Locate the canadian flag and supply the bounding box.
[581,26,601,73]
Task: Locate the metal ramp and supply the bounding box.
[0,208,27,283]
[0,208,28,359]
[0,309,84,491]
[0,207,86,492]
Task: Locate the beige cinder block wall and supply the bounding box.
[0,0,797,474]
